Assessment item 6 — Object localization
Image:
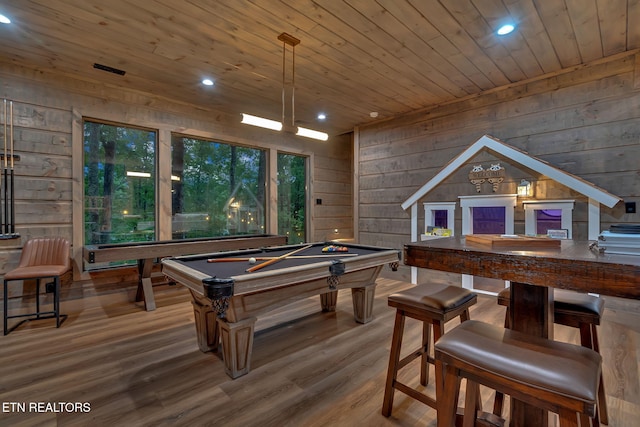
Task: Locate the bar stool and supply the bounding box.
[435,320,601,427]
[3,237,71,335]
[495,287,608,425]
[381,284,477,416]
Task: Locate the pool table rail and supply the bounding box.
[82,234,287,311]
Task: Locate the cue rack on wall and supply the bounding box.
[1,98,20,240]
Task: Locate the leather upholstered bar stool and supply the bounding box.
[435,320,601,427]
[381,284,477,416]
[495,287,608,425]
[3,237,71,335]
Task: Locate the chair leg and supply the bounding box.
[35,279,41,319]
[492,391,505,417]
[421,321,430,386]
[432,320,447,396]
[463,379,480,427]
[436,361,460,427]
[493,307,510,417]
[54,277,61,328]
[3,279,8,335]
[382,310,405,417]
[591,324,608,425]
[577,321,606,426]
[558,408,579,427]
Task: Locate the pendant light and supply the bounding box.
[241,33,328,141]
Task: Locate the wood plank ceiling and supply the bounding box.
[0,0,638,137]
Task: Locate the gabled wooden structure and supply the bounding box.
[401,134,622,243]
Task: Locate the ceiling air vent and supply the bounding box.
[93,63,126,76]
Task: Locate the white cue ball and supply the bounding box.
[248,257,257,264]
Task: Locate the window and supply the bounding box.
[471,207,506,234]
[422,202,456,238]
[459,194,516,236]
[434,210,448,228]
[84,120,157,246]
[171,135,267,238]
[536,209,562,235]
[277,153,307,244]
[523,200,575,238]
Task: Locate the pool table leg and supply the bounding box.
[351,284,376,323]
[189,290,220,353]
[320,290,338,312]
[218,316,256,379]
[319,284,376,324]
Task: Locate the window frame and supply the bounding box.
[276,151,310,244]
[72,114,315,278]
[82,117,159,248]
[523,200,575,239]
[170,133,269,239]
[422,202,456,239]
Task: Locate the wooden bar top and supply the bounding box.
[406,235,640,426]
[404,236,640,300]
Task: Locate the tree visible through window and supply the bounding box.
[84,121,157,246]
[277,153,307,244]
[171,135,266,238]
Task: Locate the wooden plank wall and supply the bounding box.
[357,52,640,274]
[0,64,353,286]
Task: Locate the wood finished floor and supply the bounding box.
[1,278,639,426]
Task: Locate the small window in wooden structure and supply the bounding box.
[459,195,516,236]
[423,202,456,237]
[435,210,448,227]
[523,200,575,239]
[471,207,506,234]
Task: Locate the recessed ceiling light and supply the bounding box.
[0,14,11,24]
[497,24,515,35]
[370,112,379,118]
[317,113,326,121]
[202,78,214,86]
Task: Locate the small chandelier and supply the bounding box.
[241,33,328,141]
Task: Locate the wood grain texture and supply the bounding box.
[0,66,354,276]
[464,234,561,249]
[358,53,640,244]
[0,277,638,426]
[0,1,638,137]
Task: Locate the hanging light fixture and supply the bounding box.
[241,113,282,131]
[517,179,533,197]
[241,32,328,141]
[296,126,328,141]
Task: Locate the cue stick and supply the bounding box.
[207,253,358,263]
[9,101,14,234]
[246,244,312,273]
[1,99,5,233]
[2,155,6,234]
[2,100,7,234]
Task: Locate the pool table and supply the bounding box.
[83,234,287,311]
[161,242,400,378]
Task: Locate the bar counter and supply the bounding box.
[404,236,640,426]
